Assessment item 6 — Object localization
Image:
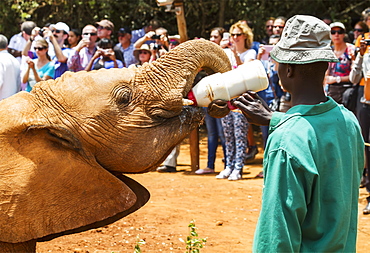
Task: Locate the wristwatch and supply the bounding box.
[336,76,341,83]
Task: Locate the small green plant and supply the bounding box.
[185,220,207,253]
[134,234,146,253]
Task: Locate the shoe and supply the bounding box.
[228,170,241,181]
[363,202,370,215]
[216,168,232,179]
[245,146,258,161]
[156,165,177,172]
[255,171,264,178]
[195,168,215,174]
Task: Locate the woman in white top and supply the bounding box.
[226,21,256,68]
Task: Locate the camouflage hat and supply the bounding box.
[270,15,338,64]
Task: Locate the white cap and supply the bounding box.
[50,22,70,34]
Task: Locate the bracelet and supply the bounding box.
[336,76,341,83]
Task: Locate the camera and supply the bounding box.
[365,39,370,45]
[151,34,161,40]
[38,28,45,37]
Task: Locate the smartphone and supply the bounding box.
[261,45,274,60]
[223,32,230,40]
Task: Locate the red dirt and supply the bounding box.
[37,129,370,252]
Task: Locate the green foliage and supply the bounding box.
[185,220,207,253]
[1,0,369,42]
[134,234,146,253]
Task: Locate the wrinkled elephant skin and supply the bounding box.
[0,39,231,251]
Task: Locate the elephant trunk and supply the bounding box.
[136,39,231,97]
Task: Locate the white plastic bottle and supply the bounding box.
[186,60,268,107]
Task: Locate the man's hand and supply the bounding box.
[233,91,273,126]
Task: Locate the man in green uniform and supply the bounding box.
[234,15,364,252]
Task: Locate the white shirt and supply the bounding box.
[0,50,21,100]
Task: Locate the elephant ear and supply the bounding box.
[0,125,149,243]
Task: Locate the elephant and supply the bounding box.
[0,39,231,252]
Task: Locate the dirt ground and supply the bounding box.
[37,128,370,252]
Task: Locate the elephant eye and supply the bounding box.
[112,86,132,106]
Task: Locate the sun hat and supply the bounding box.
[330,22,346,31]
[50,22,70,34]
[133,44,152,59]
[96,19,114,30]
[270,15,338,64]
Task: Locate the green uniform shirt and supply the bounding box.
[253,97,364,252]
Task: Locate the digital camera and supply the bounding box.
[151,34,161,40]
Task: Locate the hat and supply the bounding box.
[118,27,131,35]
[133,44,152,59]
[96,19,114,30]
[270,15,338,64]
[21,21,36,35]
[50,22,70,34]
[330,22,346,31]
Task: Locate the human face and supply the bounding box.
[138,50,150,63]
[118,33,130,45]
[366,17,370,30]
[230,27,247,47]
[273,19,285,35]
[68,31,80,47]
[330,28,345,44]
[265,19,274,36]
[82,26,98,45]
[210,30,222,45]
[52,29,67,44]
[353,25,364,40]
[97,26,112,39]
[34,43,48,57]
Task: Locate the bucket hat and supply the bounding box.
[270,15,338,64]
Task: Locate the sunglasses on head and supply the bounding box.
[331,30,345,35]
[354,28,363,32]
[83,32,97,36]
[273,25,284,29]
[231,33,243,37]
[34,46,46,51]
[52,29,62,33]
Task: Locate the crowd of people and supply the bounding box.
[1,8,370,252]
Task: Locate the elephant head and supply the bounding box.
[0,39,231,250]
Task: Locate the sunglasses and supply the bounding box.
[273,25,284,29]
[52,29,62,33]
[231,33,243,37]
[97,26,110,30]
[354,28,363,32]
[331,30,345,35]
[266,25,273,28]
[139,50,149,55]
[34,46,47,51]
[83,32,97,36]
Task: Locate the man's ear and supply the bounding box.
[287,64,295,78]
